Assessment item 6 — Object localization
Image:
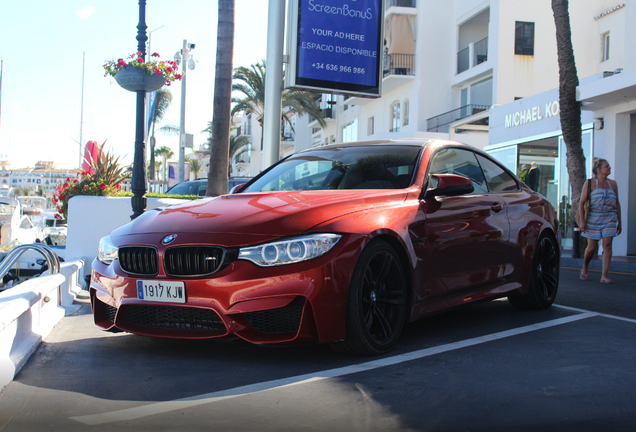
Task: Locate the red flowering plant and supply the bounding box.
[103,51,183,86]
[53,142,129,221]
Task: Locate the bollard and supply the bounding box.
[572,226,581,258]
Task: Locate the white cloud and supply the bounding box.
[76,6,95,19]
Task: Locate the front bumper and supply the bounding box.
[90,234,363,344]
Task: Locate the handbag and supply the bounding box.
[577,179,591,227]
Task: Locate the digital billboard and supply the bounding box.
[286,0,384,98]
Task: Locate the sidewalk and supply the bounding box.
[561,250,636,274]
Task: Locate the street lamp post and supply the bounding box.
[130,0,149,219]
[174,40,196,183]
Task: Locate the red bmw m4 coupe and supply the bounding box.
[90,139,560,355]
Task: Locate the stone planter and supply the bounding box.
[114,66,166,92]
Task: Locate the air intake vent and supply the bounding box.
[118,246,159,275]
[124,305,226,332]
[244,297,305,334]
[164,246,226,276]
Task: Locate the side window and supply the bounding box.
[476,154,519,192]
[515,21,535,55]
[428,148,488,194]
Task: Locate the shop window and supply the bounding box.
[515,21,534,55]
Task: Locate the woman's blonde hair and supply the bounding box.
[592,157,608,176]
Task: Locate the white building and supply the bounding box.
[230,0,635,255]
[8,162,80,197]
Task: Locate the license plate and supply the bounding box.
[137,280,186,303]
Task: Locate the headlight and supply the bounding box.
[98,235,118,265]
[238,234,341,267]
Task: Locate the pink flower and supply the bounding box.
[99,183,107,190]
[154,67,161,75]
[152,52,160,57]
[54,214,63,220]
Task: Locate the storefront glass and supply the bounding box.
[557,131,592,248]
[488,146,517,174]
[517,141,558,208]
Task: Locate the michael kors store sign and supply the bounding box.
[505,100,560,128]
[489,88,592,146]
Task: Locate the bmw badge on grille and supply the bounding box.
[161,234,177,245]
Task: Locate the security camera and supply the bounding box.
[188,43,196,50]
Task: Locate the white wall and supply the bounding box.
[65,196,187,274]
[588,99,636,256]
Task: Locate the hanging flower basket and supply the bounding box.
[114,66,167,92]
[104,51,182,92]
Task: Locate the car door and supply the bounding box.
[411,147,511,299]
[475,152,527,282]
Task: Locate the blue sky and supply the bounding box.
[0,0,268,169]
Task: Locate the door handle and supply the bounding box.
[491,203,503,213]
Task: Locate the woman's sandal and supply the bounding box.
[580,271,589,281]
[600,278,614,284]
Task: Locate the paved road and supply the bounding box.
[0,268,635,431]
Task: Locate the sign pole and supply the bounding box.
[262,0,286,169]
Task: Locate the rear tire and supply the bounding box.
[509,232,559,309]
[332,240,407,355]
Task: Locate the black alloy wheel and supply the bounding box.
[509,232,560,309]
[334,240,407,355]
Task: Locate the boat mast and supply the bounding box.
[78,52,85,168]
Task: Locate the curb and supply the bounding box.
[561,255,636,274]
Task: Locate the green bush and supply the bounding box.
[114,191,201,200]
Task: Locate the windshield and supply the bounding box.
[242,145,422,193]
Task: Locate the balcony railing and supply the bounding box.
[384,53,415,77]
[426,104,490,133]
[457,47,469,74]
[386,0,416,8]
[457,37,488,74]
[474,37,488,65]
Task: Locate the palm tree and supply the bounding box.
[189,158,203,179]
[552,0,587,255]
[149,88,173,180]
[202,120,251,163]
[231,60,327,132]
[154,146,174,181]
[206,0,236,197]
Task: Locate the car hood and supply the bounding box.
[111,190,408,245]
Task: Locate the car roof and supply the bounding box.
[293,138,478,154]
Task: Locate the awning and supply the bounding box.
[385,14,415,55]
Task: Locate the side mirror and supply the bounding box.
[422,174,474,199]
[229,184,245,194]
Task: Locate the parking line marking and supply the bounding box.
[71,312,597,426]
[554,304,636,324]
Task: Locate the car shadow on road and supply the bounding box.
[12,298,580,403]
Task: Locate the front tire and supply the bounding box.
[509,232,559,309]
[333,240,407,355]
